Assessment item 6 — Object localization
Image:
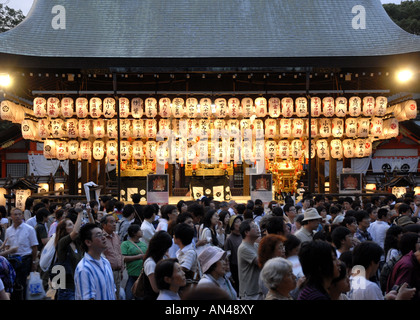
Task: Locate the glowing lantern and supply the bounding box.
[196,140,208,162]
[171,97,185,118]
[330,139,342,159]
[348,97,361,117]
[199,98,212,118]
[278,141,290,159]
[291,139,303,159]
[332,118,344,137]
[342,139,355,158]
[107,119,118,139]
[78,119,91,139]
[65,119,79,139]
[253,119,264,140]
[33,97,47,118]
[335,97,347,117]
[68,140,79,160]
[21,120,36,140]
[132,141,144,160]
[186,98,198,118]
[132,119,144,139]
[242,140,254,163]
[375,96,387,116]
[131,97,143,118]
[295,97,308,117]
[322,97,335,117]
[387,118,399,138]
[357,118,370,138]
[212,119,225,139]
[311,97,322,117]
[80,141,92,160]
[255,97,267,117]
[404,100,417,120]
[158,119,171,138]
[254,140,265,164]
[159,97,171,118]
[56,141,68,160]
[304,140,316,159]
[319,118,332,138]
[354,139,365,158]
[12,105,25,124]
[38,119,50,139]
[215,98,228,118]
[281,97,294,118]
[0,100,14,121]
[362,96,375,117]
[370,117,383,137]
[177,139,187,164]
[145,119,157,139]
[51,119,64,138]
[103,97,116,118]
[364,139,372,157]
[292,119,304,138]
[240,119,251,139]
[92,141,105,160]
[106,140,118,163]
[92,119,105,139]
[89,97,102,118]
[144,97,157,118]
[119,97,130,118]
[198,119,210,139]
[145,141,157,160]
[305,119,318,138]
[186,119,198,140]
[316,139,329,159]
[268,97,281,118]
[279,119,292,138]
[75,97,89,118]
[345,118,357,137]
[228,120,240,139]
[120,141,131,161]
[60,97,74,118]
[241,97,254,118]
[47,97,60,118]
[43,140,56,159]
[265,118,277,139]
[228,97,241,118]
[120,119,131,139]
[265,141,277,160]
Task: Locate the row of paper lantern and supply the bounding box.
[42,137,373,163]
[31,96,399,119]
[21,116,400,142]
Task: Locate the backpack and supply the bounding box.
[379,253,402,293]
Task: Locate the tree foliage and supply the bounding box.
[383,0,420,35]
[0,4,25,33]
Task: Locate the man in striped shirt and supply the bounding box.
[74,223,116,300]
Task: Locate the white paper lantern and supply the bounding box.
[319,118,332,138]
[21,120,36,140]
[292,119,305,138]
[60,97,74,118]
[345,118,358,138]
[265,118,277,139]
[242,140,254,163]
[78,119,91,139]
[240,119,251,139]
[362,96,375,117]
[212,119,225,139]
[311,97,322,117]
[65,119,79,139]
[228,97,241,118]
[119,97,130,118]
[215,98,228,118]
[158,119,171,139]
[364,139,373,157]
[241,97,254,118]
[89,97,102,118]
[198,119,211,139]
[43,140,56,159]
[342,139,355,158]
[279,119,292,138]
[145,119,157,139]
[102,97,116,118]
[265,141,277,160]
[131,97,143,118]
[254,140,265,163]
[199,98,212,118]
[332,118,344,137]
[75,97,89,118]
[120,141,131,161]
[177,139,188,164]
[159,97,171,118]
[171,97,185,118]
[92,140,105,160]
[253,119,264,140]
[387,118,399,138]
[330,139,342,159]
[186,119,198,140]
[120,119,131,139]
[196,140,208,162]
[132,119,144,139]
[316,139,329,159]
[348,97,361,117]
[335,97,347,117]
[255,97,267,117]
[278,140,290,159]
[145,97,157,118]
[375,96,388,117]
[106,140,118,162]
[281,97,294,118]
[132,141,144,160]
[56,141,68,160]
[357,118,370,138]
[11,104,25,124]
[370,117,383,137]
[322,97,335,117]
[107,119,118,139]
[33,97,47,118]
[92,119,105,139]
[295,97,308,117]
[268,97,280,118]
[38,119,50,139]
[145,141,156,160]
[47,97,60,118]
[68,140,79,160]
[80,141,92,160]
[0,100,14,121]
[306,119,318,138]
[354,139,366,158]
[404,100,418,120]
[290,140,303,159]
[51,119,64,138]
[185,98,198,118]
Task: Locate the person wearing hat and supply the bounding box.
[293,208,322,244]
[197,246,237,300]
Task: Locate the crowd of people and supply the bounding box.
[0,191,419,301]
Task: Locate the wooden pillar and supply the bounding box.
[309,157,316,194]
[68,159,79,195]
[89,160,99,185]
[99,158,106,195]
[329,157,338,194]
[81,160,89,188]
[243,163,250,196]
[317,157,325,194]
[168,163,173,196]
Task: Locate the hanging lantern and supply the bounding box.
[281,97,294,118]
[364,139,373,157]
[78,119,91,139]
[60,97,74,118]
[335,97,347,117]
[11,105,25,124]
[316,139,329,159]
[156,140,169,165]
[348,97,362,117]
[265,118,277,139]
[56,141,68,160]
[253,119,264,140]
[50,119,64,138]
[186,119,198,140]
[268,97,281,118]
[171,97,185,118]
[158,119,171,138]
[119,97,130,118]
[159,97,171,118]
[131,97,143,118]
[75,97,89,118]
[278,140,290,159]
[291,139,303,159]
[171,119,180,137]
[387,118,399,138]
[319,118,332,138]
[342,139,355,158]
[0,100,14,121]
[120,140,131,161]
[65,118,79,139]
[404,100,418,120]
[375,96,388,117]
[107,119,118,139]
[254,140,265,164]
[145,97,157,118]
[68,140,79,160]
[198,119,211,139]
[106,140,118,162]
[255,97,267,117]
[38,119,50,139]
[362,96,375,117]
[47,97,60,118]
[21,119,36,140]
[103,97,116,118]
[220,139,230,164]
[92,141,105,160]
[330,139,342,159]
[322,97,335,117]
[304,140,316,159]
[215,98,228,118]
[132,119,144,139]
[305,119,318,138]
[292,119,305,138]
[33,97,47,118]
[242,140,254,163]
[132,141,144,160]
[92,119,105,139]
[354,139,366,158]
[227,119,240,139]
[311,97,322,117]
[145,119,157,139]
[89,97,102,118]
[196,140,208,162]
[185,98,198,118]
[370,117,383,137]
[145,141,157,160]
[240,119,251,139]
[177,139,188,164]
[212,119,225,139]
[241,97,254,118]
[295,97,308,117]
[265,140,277,160]
[120,119,131,139]
[80,141,92,160]
[43,140,56,159]
[199,98,212,118]
[279,119,292,138]
[357,118,370,138]
[228,97,241,118]
[332,118,344,138]
[345,118,357,137]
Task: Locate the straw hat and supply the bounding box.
[198,246,227,274]
[302,207,323,222]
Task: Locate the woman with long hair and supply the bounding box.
[198,210,225,252]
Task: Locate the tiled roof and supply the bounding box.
[0,0,419,58]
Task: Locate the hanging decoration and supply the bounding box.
[103,97,116,118]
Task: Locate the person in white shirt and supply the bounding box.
[367,208,390,249]
[140,205,157,246]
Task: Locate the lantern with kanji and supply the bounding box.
[279,119,291,138]
[38,119,50,139]
[281,97,294,118]
[65,118,79,139]
[254,140,265,164]
[265,140,277,160]
[386,118,399,138]
[228,97,241,118]
[252,119,263,140]
[186,98,198,118]
[198,119,210,139]
[158,119,171,139]
[120,119,131,139]
[370,117,383,137]
[215,98,228,119]
[291,140,303,159]
[330,139,342,159]
[268,97,281,118]
[332,118,344,137]
[242,140,254,163]
[278,140,290,159]
[92,119,105,139]
[159,97,171,118]
[292,119,304,138]
[145,97,157,118]
[240,119,251,139]
[33,97,47,118]
[145,119,157,139]
[47,97,60,118]
[311,97,322,117]
[75,97,89,118]
[354,139,365,158]
[103,97,116,118]
[106,140,118,163]
[316,139,329,159]
[199,98,212,118]
[362,96,375,117]
[78,119,91,139]
[106,119,118,139]
[342,139,355,158]
[364,139,373,157]
[132,141,144,160]
[295,97,308,117]
[131,97,143,118]
[92,141,105,160]
[335,97,347,117]
[43,139,56,159]
[241,97,254,118]
[80,141,92,160]
[255,97,267,117]
[55,141,68,160]
[120,141,131,161]
[171,97,185,118]
[345,118,357,137]
[145,141,156,160]
[89,97,102,118]
[51,119,65,138]
[306,119,318,138]
[68,140,79,160]
[265,118,277,139]
[348,97,361,117]
[404,100,418,120]
[375,96,388,117]
[0,100,14,121]
[132,119,144,139]
[319,119,331,138]
[21,119,36,140]
[357,118,370,138]
[119,97,130,118]
[60,97,74,118]
[322,97,335,117]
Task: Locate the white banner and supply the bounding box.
[371,157,419,173]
